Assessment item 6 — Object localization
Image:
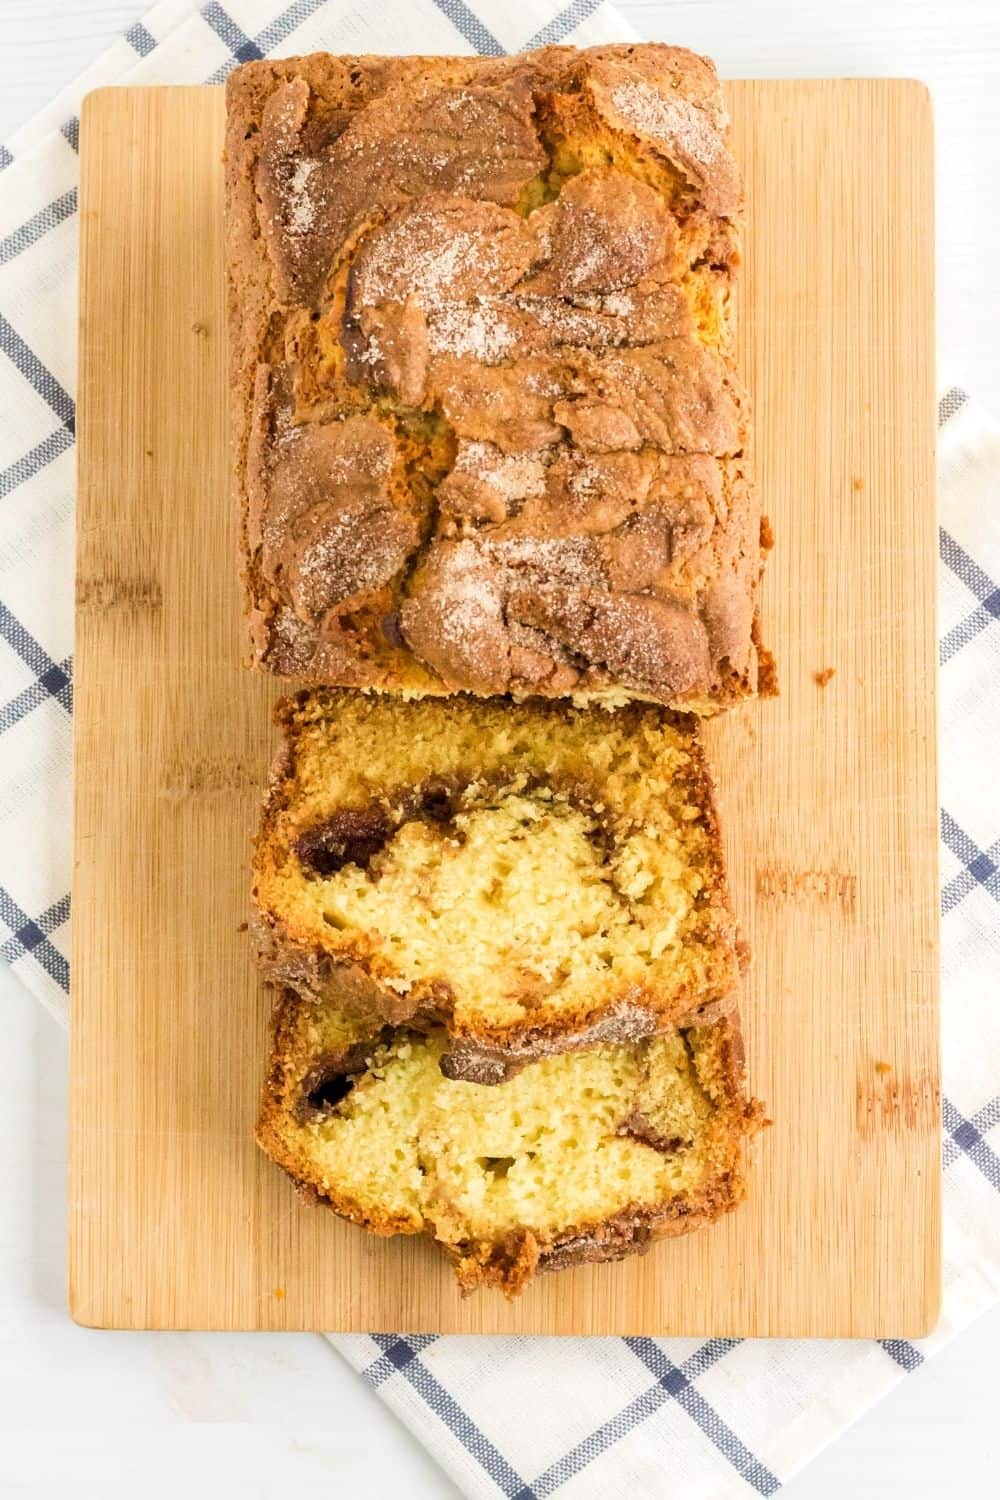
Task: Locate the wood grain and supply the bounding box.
[71,80,939,1335]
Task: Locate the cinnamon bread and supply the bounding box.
[225,43,773,710]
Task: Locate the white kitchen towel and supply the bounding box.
[0,3,998,1497]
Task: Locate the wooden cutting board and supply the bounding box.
[71,79,939,1335]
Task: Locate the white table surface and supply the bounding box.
[2,4,999,1497]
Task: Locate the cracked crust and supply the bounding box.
[255,990,765,1294]
[225,44,774,710]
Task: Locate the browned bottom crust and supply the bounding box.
[452,1181,746,1294]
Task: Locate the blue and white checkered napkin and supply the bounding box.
[2,2,998,1495]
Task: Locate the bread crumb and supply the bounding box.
[874,1061,892,1075]
[813,667,835,687]
[851,476,864,492]
[273,1287,286,1300]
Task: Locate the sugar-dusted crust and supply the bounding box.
[255,990,765,1294]
[225,44,773,710]
[251,690,744,1078]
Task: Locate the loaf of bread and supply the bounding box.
[226,44,773,710]
[257,986,763,1293]
[252,689,742,1082]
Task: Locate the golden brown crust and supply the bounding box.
[255,990,764,1293]
[452,1181,744,1294]
[225,44,772,710]
[251,689,742,1075]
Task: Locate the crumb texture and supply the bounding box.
[226,43,771,708]
[256,989,762,1292]
[252,690,740,1069]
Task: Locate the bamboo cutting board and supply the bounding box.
[71,80,939,1335]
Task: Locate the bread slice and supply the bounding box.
[257,986,763,1293]
[252,689,742,1082]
